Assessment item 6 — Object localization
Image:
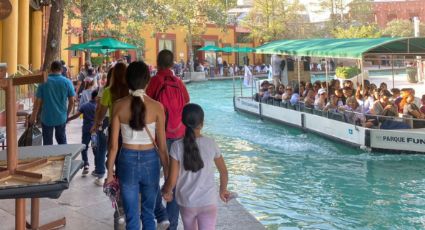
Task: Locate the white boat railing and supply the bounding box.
[241,96,425,130]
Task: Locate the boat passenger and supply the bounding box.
[342,87,353,100]
[290,87,300,106]
[379,82,388,91]
[314,88,327,110]
[313,81,321,99]
[372,90,398,117]
[339,97,373,128]
[421,94,425,114]
[395,88,412,113]
[262,85,275,101]
[275,84,285,100]
[343,80,354,89]
[303,82,312,97]
[282,86,293,103]
[335,89,345,106]
[323,95,338,113]
[355,84,374,114]
[403,95,425,128]
[304,90,315,108]
[390,88,401,102]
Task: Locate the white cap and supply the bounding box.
[318,88,327,95]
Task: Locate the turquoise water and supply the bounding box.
[187,80,425,230]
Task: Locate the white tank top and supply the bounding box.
[120,122,156,145]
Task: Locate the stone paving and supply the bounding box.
[0,117,264,230]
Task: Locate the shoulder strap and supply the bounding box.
[145,126,159,152]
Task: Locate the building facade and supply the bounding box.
[373,0,425,28]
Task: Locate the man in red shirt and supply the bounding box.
[146,49,190,230]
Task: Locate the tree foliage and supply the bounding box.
[66,0,148,60]
[147,0,229,71]
[382,19,425,37]
[241,0,306,42]
[315,0,374,37]
[332,24,381,38]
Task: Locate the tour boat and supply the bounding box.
[234,37,425,153]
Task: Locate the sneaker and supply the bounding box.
[91,170,100,177]
[157,220,170,230]
[94,178,104,186]
[82,166,89,176]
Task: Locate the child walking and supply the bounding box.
[68,90,98,176]
[162,103,229,230]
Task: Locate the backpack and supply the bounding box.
[153,75,186,138]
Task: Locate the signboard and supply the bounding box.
[370,129,425,153]
[0,0,12,20]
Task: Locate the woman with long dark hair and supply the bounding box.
[162,103,229,230]
[106,61,169,230]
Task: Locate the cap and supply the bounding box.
[318,88,327,95]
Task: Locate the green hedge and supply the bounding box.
[335,66,361,79]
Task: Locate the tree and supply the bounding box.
[66,0,147,61]
[241,0,305,42]
[43,0,65,70]
[147,0,228,72]
[347,0,374,25]
[382,19,425,37]
[332,24,381,38]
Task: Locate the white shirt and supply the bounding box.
[170,136,221,207]
[217,57,223,65]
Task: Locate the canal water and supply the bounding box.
[187,79,425,229]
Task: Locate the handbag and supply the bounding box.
[18,125,42,147]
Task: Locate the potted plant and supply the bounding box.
[335,66,361,79]
[406,67,418,83]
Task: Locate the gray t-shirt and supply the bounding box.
[170,136,222,208]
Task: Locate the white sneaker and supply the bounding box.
[157,220,170,230]
[94,178,103,186]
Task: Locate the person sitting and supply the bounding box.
[282,86,293,103]
[314,88,327,110]
[343,80,354,89]
[335,89,345,106]
[290,87,300,106]
[342,86,353,100]
[372,89,398,117]
[254,80,270,101]
[379,82,388,91]
[304,90,315,108]
[323,95,338,113]
[394,88,412,113]
[390,88,401,102]
[421,94,425,114]
[262,85,275,101]
[355,84,374,114]
[338,96,373,128]
[403,95,425,128]
[274,84,285,100]
[303,82,312,97]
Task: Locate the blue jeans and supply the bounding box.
[81,131,96,166]
[95,118,109,176]
[166,138,180,230]
[117,148,160,230]
[42,122,67,145]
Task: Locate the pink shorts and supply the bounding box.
[180,204,217,230]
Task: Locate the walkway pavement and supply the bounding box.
[0,117,264,229]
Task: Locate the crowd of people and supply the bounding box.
[255,78,425,129]
[29,50,231,230]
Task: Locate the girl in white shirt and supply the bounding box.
[162,104,229,230]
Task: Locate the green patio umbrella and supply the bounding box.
[85,38,137,50]
[198,45,222,52]
[234,47,256,53]
[65,42,117,54]
[221,46,239,53]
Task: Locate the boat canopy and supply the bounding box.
[255,37,425,59]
